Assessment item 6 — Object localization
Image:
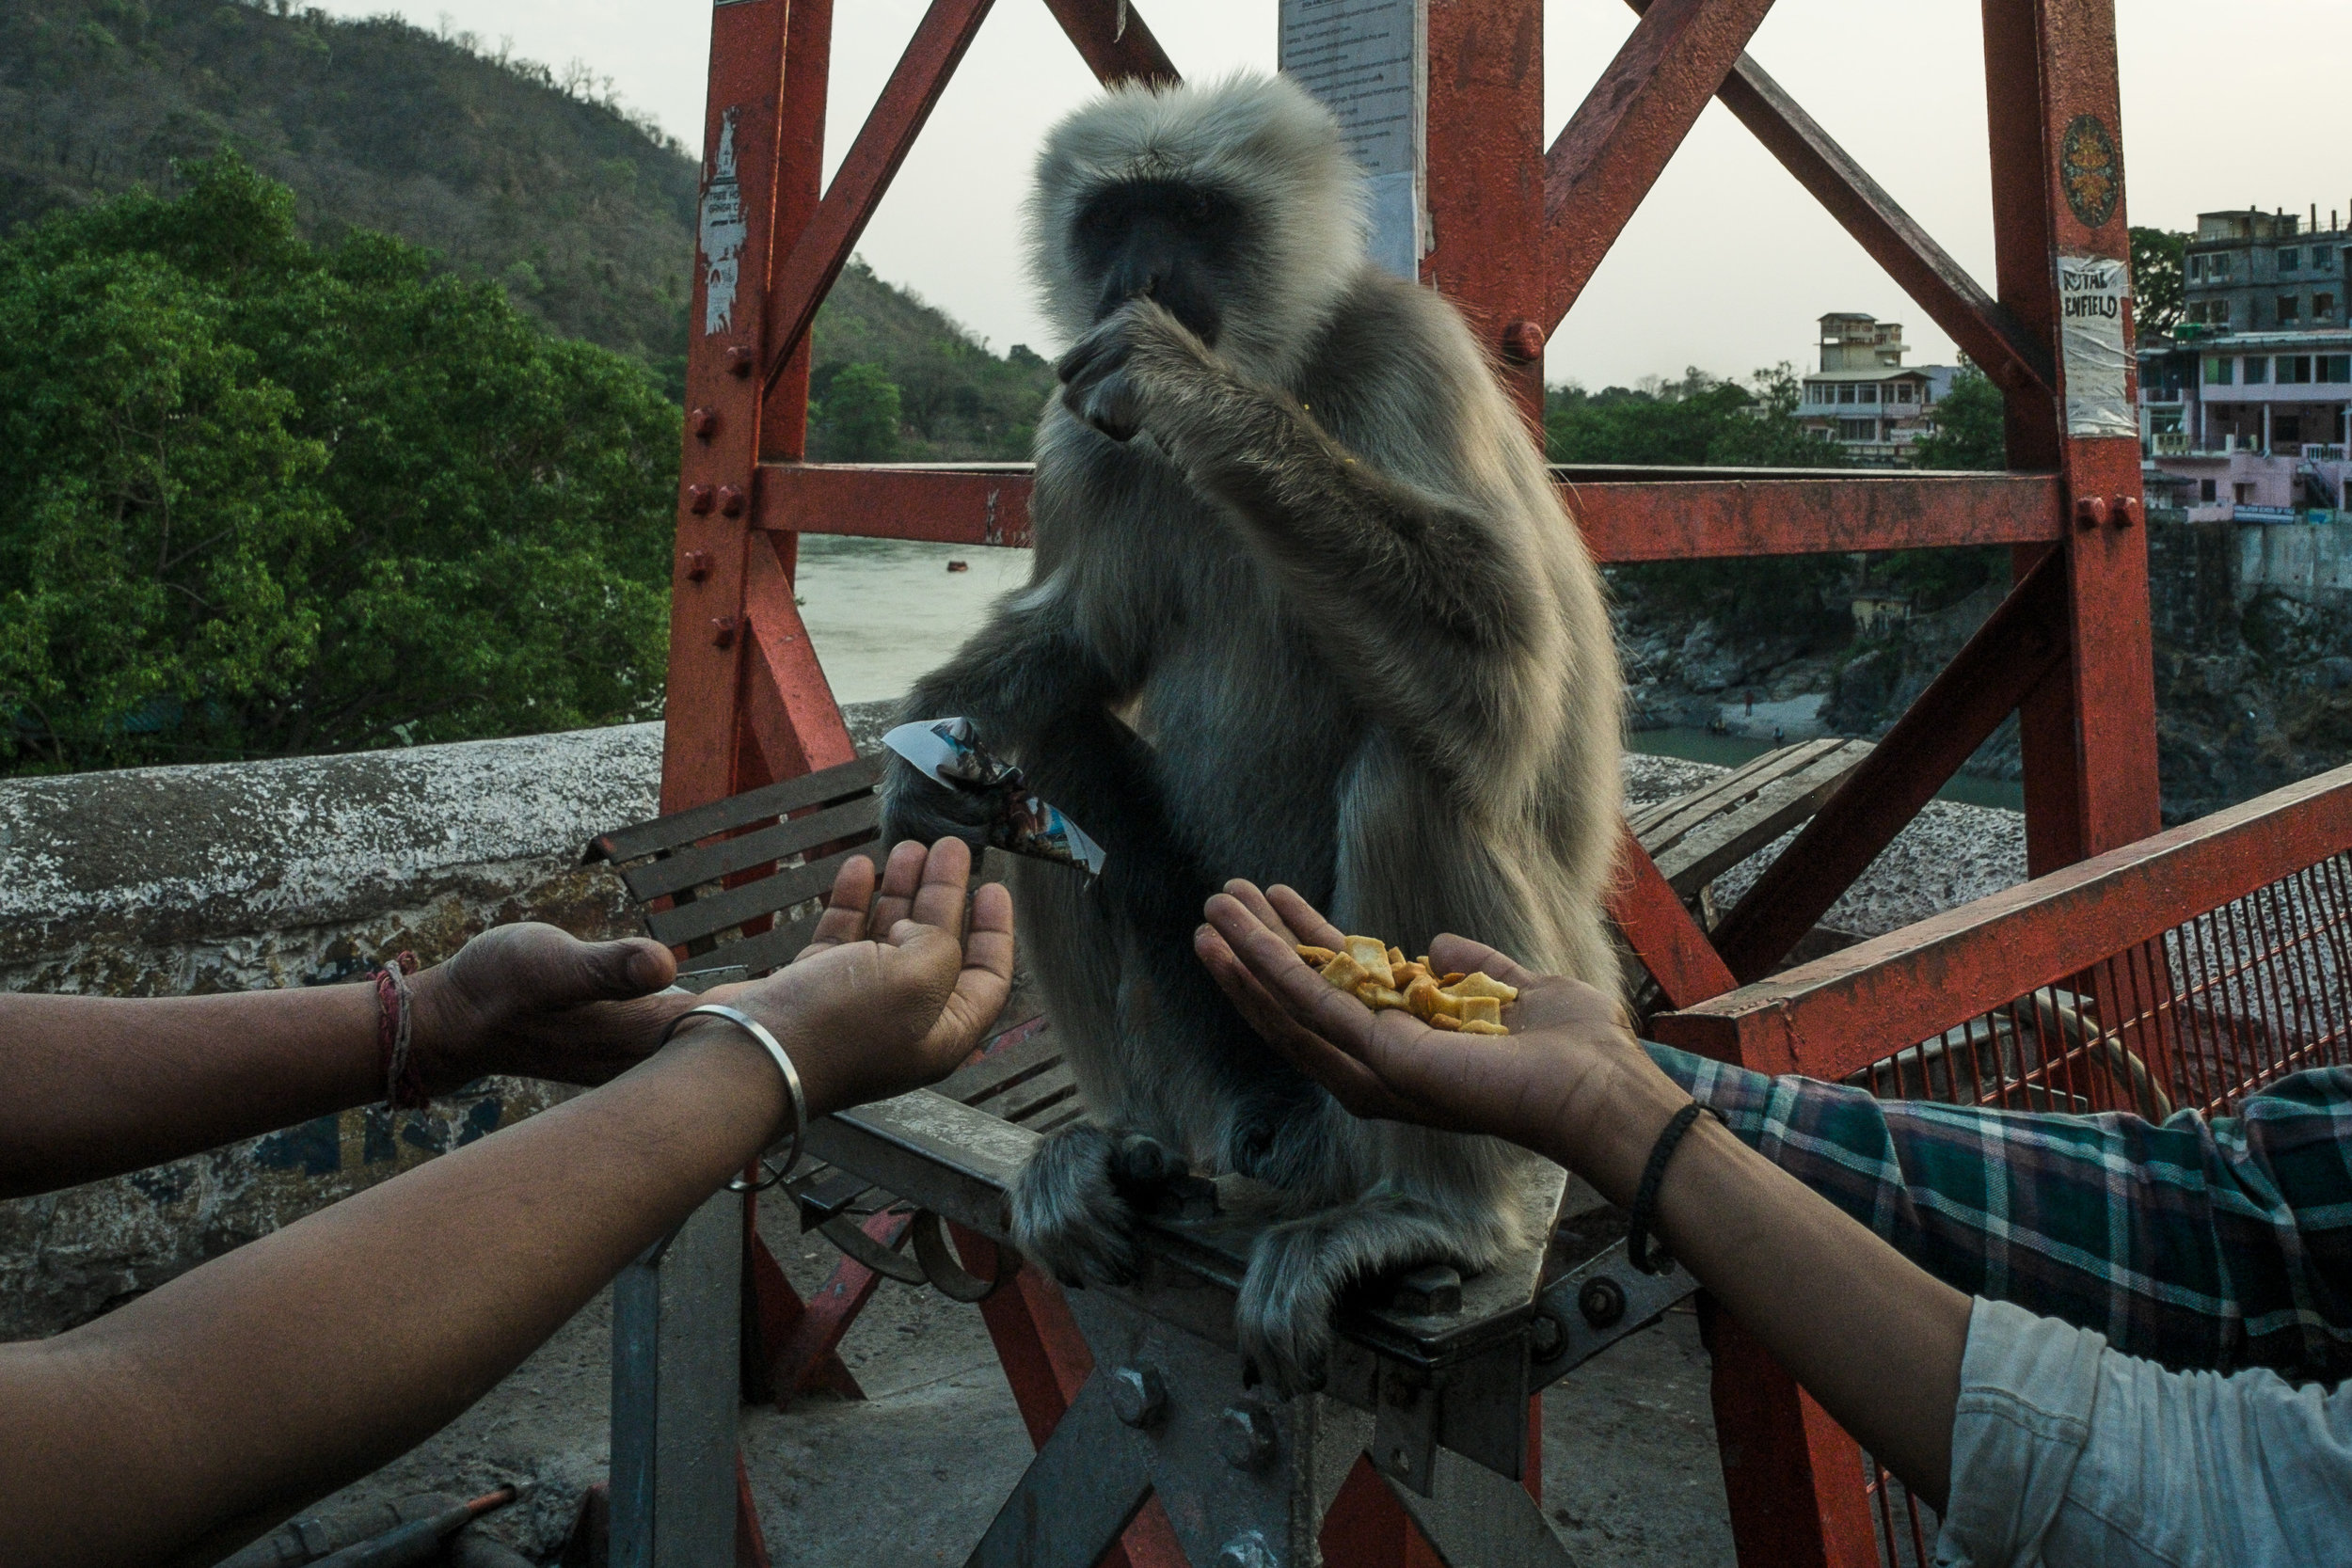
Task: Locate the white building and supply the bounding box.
[1796,313,1959,463]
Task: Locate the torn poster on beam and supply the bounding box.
[2058,254,2135,439]
[1280,0,1427,282]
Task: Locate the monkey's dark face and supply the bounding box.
[1073,179,1251,347]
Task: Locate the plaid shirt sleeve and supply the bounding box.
[1644,1042,2352,1380]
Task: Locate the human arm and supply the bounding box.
[0,839,1012,1568]
[1645,1044,2352,1380]
[0,925,690,1199]
[1196,881,1969,1508]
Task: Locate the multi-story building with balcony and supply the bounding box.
[2139,205,2352,523]
[1795,313,1957,464]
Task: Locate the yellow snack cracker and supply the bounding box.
[1311,932,1509,1034]
[1448,972,1519,1003]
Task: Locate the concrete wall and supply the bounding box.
[2238,513,2352,601]
[0,725,669,1338]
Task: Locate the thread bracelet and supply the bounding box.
[373,951,428,1110]
[660,1004,809,1193]
[1625,1100,1724,1275]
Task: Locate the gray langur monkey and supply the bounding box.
[881,72,1623,1390]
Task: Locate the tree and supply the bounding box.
[816,362,905,461]
[1911,366,2008,471]
[2131,226,2187,336]
[0,155,679,773]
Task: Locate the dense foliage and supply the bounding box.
[0,157,679,772]
[2131,226,2186,336]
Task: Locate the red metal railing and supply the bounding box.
[1656,764,2352,1565]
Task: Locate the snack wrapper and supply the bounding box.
[882,718,1107,876]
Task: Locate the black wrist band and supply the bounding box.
[1625,1101,1722,1275]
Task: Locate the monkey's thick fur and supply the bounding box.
[884,72,1623,1388]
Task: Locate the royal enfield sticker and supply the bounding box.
[2059,115,2120,230]
[2058,254,2135,438]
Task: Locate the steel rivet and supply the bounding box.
[718,484,747,518]
[687,483,715,515]
[691,406,720,439]
[2074,495,2110,531]
[2111,495,2138,528]
[1578,1275,1627,1329]
[681,550,712,583]
[1500,319,1547,365]
[1110,1364,1167,1428]
[1215,1402,1277,1470]
[709,616,738,650]
[1529,1307,1567,1361]
[724,345,757,378]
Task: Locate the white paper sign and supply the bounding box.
[1279,0,1427,281]
[2058,254,2135,439]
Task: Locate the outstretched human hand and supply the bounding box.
[1196,881,1650,1164]
[410,924,686,1093]
[695,836,1015,1118]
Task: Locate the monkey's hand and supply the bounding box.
[879,752,998,857]
[1055,297,1222,445]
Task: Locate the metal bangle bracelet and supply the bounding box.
[660,1004,808,1194]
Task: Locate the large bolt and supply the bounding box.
[687,483,715,515]
[1578,1275,1627,1329]
[1110,1364,1167,1428]
[718,484,747,518]
[709,615,739,650]
[1390,1263,1462,1316]
[690,406,720,440]
[1217,1532,1279,1568]
[725,344,758,378]
[2074,495,2110,531]
[1216,1401,1277,1470]
[2111,495,2139,528]
[1500,319,1547,365]
[1528,1306,1567,1361]
[681,549,713,582]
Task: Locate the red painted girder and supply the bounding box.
[1706,550,2072,989]
[1700,1308,1883,1568]
[1041,0,1179,86]
[1696,43,2055,397]
[741,531,857,779]
[1541,0,1779,327]
[1657,760,2352,1084]
[770,1210,910,1408]
[1608,826,1738,1013]
[753,461,2065,561]
[761,0,997,395]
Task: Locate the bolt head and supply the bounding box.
[718,484,747,518]
[681,549,712,582]
[724,345,758,378]
[687,483,715,515]
[2074,495,2110,530]
[709,615,738,650]
[1109,1364,1167,1428]
[1529,1307,1567,1361]
[1389,1262,1462,1316]
[1215,1402,1277,1469]
[1578,1275,1627,1329]
[1500,319,1547,365]
[2112,495,2139,528]
[691,406,720,439]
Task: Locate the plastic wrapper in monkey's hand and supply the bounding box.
[1298,936,1517,1036]
[882,718,1107,876]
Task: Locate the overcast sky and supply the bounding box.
[310,0,2351,388]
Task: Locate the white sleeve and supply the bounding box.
[1934,1297,2352,1568]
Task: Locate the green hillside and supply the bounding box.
[0,0,1054,447]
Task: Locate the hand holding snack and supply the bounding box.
[1195,880,1653,1160]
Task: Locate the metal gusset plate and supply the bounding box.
[1527,1237,1699,1392]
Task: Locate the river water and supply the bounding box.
[794,537,2025,811]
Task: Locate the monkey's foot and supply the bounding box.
[1009,1126,1186,1289]
[1235,1195,1475,1397]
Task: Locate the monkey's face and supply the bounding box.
[1071,179,1251,346]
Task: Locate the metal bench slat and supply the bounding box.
[1653,742,1875,895]
[588,753,882,864]
[622,794,881,901]
[675,906,826,981]
[992,1065,1080,1126]
[934,1021,1060,1109]
[1631,739,1849,850]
